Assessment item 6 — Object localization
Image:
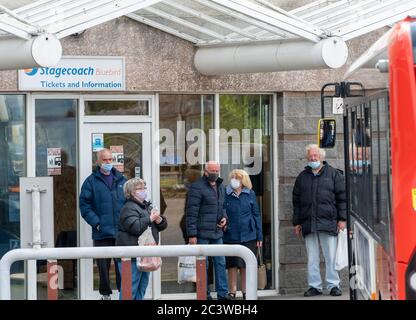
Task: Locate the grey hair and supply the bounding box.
[123,178,146,199]
[305,144,326,160]
[97,148,111,161]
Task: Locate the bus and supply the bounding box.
[319,16,416,300]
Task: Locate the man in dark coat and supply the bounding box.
[79,148,127,300]
[186,161,229,300]
[292,144,346,297]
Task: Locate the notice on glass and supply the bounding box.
[47,148,62,175]
[110,146,124,172]
[92,133,104,152]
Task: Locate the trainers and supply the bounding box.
[101,295,111,300]
[227,292,236,300]
[329,287,342,296]
[218,295,232,301]
[304,287,322,297]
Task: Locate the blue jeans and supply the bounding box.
[304,232,340,291]
[117,260,150,300]
[197,237,228,298]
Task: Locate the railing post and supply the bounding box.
[196,256,207,300]
[47,260,58,300]
[121,258,132,300]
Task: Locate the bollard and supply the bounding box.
[121,258,132,300]
[47,260,58,300]
[196,256,207,300]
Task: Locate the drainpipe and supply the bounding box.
[0,33,62,70]
[194,37,348,75]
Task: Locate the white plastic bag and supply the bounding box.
[177,256,196,284]
[335,229,349,271]
[137,227,162,272]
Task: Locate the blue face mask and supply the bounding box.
[308,161,321,170]
[101,163,113,172]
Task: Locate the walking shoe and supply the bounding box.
[303,287,323,297]
[218,295,232,301]
[101,295,111,300]
[329,287,342,296]
[227,292,236,300]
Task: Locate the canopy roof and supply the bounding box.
[0,0,415,45]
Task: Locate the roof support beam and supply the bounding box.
[319,0,405,30]
[163,0,258,40]
[209,0,324,42]
[0,17,33,39]
[143,6,227,41]
[194,37,348,75]
[49,0,164,39]
[335,1,416,40]
[127,13,202,44]
[193,0,293,39]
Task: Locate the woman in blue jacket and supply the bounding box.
[223,169,263,300]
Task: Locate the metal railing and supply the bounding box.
[0,244,258,300]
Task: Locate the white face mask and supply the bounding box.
[230,178,241,190]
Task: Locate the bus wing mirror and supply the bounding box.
[318,119,336,148]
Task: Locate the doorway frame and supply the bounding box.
[78,94,159,300]
[26,93,160,300]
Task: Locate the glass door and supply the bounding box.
[79,122,152,300]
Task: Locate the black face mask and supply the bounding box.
[207,173,219,182]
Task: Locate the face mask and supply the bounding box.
[135,190,147,201]
[308,161,321,170]
[101,163,113,172]
[207,173,219,182]
[230,178,241,190]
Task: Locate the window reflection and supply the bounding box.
[159,94,213,294]
[0,95,25,299]
[35,99,78,299]
[85,100,149,116]
[219,94,274,290]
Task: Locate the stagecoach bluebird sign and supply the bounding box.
[18,56,125,91]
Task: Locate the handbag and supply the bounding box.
[257,247,267,290]
[137,227,162,272]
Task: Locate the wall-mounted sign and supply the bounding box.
[18,56,125,91]
[47,148,62,176]
[92,133,104,152]
[110,146,124,173]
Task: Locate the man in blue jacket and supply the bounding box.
[186,161,230,300]
[80,148,127,300]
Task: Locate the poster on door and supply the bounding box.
[110,146,124,172]
[47,148,62,175]
[92,133,104,152]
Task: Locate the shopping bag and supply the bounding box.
[137,227,162,272]
[177,256,196,284]
[335,229,349,271]
[257,247,267,290]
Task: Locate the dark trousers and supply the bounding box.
[94,238,121,296]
